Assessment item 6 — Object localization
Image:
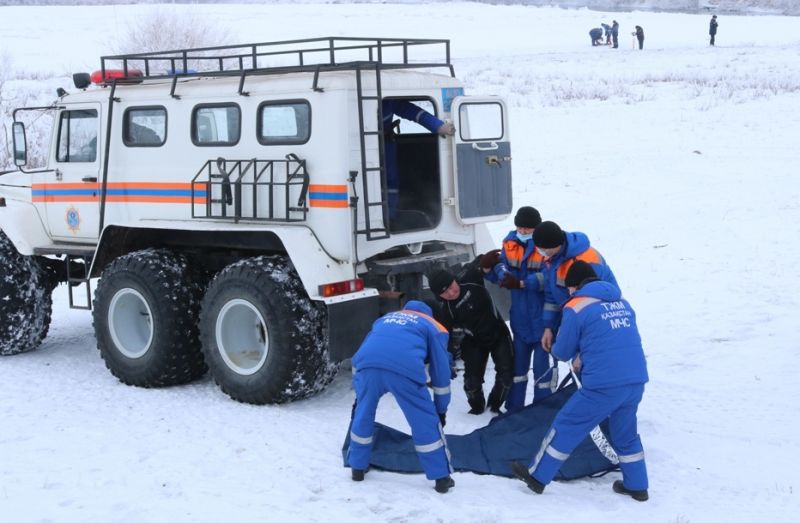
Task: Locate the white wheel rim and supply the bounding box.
[215,299,269,376]
[108,288,154,359]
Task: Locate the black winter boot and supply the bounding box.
[466,389,486,415]
[434,476,455,493]
[351,468,367,482]
[511,461,545,494]
[612,480,648,501]
[487,382,510,413]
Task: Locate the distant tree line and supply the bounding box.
[0,0,798,16]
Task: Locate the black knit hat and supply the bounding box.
[565,260,598,288]
[429,269,456,296]
[514,206,542,228]
[533,221,564,249]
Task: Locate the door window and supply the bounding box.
[56,109,98,163]
[457,102,503,141]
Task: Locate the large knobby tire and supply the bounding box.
[0,230,54,356]
[92,249,207,387]
[200,255,337,404]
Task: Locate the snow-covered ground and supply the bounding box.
[1,3,799,522]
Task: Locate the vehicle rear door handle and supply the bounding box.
[471,142,498,151]
[82,176,98,183]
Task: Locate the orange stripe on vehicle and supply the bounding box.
[32,183,100,190]
[32,195,99,202]
[310,200,349,208]
[309,184,347,192]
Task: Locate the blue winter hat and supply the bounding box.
[404,300,433,316]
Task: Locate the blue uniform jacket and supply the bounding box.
[382,99,444,134]
[542,231,618,329]
[485,230,545,342]
[552,281,648,389]
[352,301,451,413]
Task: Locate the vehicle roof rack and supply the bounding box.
[99,37,454,82]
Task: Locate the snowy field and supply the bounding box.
[2,3,800,522]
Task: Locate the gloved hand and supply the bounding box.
[479,249,501,271]
[500,273,522,289]
[439,412,447,427]
[437,121,456,137]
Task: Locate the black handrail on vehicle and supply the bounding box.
[191,157,309,224]
[100,37,454,83]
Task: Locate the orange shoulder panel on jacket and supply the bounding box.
[403,310,449,334]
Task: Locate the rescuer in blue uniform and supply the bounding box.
[533,220,618,352]
[511,261,650,501]
[347,300,456,493]
[481,206,555,411]
[382,99,455,218]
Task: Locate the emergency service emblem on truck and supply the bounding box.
[1,37,512,404]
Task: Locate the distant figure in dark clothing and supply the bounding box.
[601,23,612,45]
[634,26,644,50]
[589,28,604,46]
[611,20,620,49]
[709,15,718,46]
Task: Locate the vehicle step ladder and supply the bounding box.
[354,61,390,241]
[66,254,93,310]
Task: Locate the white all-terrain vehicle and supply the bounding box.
[1,37,512,404]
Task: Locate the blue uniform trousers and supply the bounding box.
[506,338,556,412]
[527,383,648,490]
[348,368,451,480]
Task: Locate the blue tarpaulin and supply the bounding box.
[342,382,619,480]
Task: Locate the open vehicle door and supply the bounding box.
[451,97,512,224]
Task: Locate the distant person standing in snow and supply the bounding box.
[346,300,455,494]
[709,15,718,46]
[510,261,650,502]
[589,28,604,46]
[601,23,612,45]
[634,26,644,50]
[611,20,620,48]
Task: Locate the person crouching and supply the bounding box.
[347,300,455,493]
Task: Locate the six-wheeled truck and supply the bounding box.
[0,37,512,404]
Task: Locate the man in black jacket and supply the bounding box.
[709,15,718,46]
[429,265,514,415]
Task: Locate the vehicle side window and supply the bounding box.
[257,101,310,145]
[192,104,241,146]
[457,102,504,141]
[124,107,167,147]
[56,109,98,163]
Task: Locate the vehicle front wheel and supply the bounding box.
[0,230,55,356]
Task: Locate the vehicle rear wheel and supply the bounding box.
[92,249,207,386]
[200,255,337,404]
[0,231,55,355]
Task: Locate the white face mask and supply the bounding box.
[516,232,533,242]
[537,247,550,258]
